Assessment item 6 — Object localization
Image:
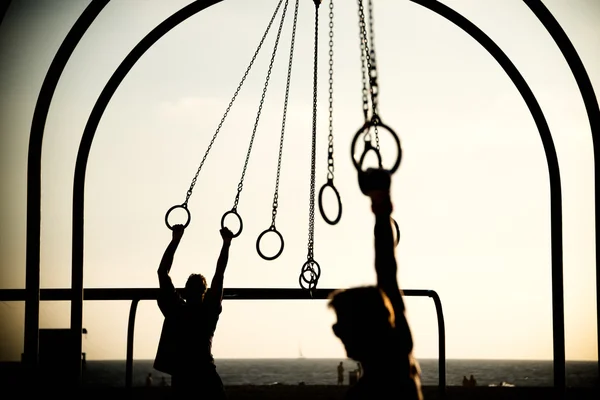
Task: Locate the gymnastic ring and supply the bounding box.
[392,218,400,247]
[299,273,318,290]
[221,209,243,238]
[299,259,321,287]
[351,119,402,174]
[318,179,342,225]
[256,226,284,261]
[165,204,191,230]
[299,267,320,290]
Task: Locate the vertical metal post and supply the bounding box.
[430,291,446,395]
[126,299,140,389]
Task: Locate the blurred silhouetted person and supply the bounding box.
[469,374,477,387]
[328,168,423,400]
[462,376,469,387]
[146,372,153,387]
[154,225,235,399]
[338,362,345,385]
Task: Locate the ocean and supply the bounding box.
[76,359,597,387]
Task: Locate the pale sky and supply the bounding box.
[0,0,598,363]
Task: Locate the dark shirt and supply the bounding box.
[154,284,222,376]
[346,328,422,400]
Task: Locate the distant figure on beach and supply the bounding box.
[469,374,477,387]
[462,375,469,387]
[328,168,423,400]
[338,362,345,385]
[153,224,235,399]
[146,372,153,387]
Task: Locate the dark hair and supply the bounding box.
[185,273,207,296]
[328,286,395,328]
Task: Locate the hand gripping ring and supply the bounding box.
[221,209,243,238]
[351,119,402,174]
[256,226,284,261]
[165,204,191,230]
[299,259,321,290]
[318,179,342,225]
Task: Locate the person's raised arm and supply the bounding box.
[364,169,404,311]
[157,224,184,291]
[366,168,413,352]
[210,227,234,300]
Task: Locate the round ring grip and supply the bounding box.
[299,259,321,290]
[392,218,400,247]
[256,226,284,261]
[318,180,342,225]
[351,119,402,174]
[221,210,243,238]
[165,204,191,229]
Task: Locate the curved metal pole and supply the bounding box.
[410,0,565,388]
[522,0,600,380]
[24,0,109,379]
[429,290,446,393]
[125,299,140,389]
[71,0,222,385]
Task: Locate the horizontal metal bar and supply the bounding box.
[0,288,435,301]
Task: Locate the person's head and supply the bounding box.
[328,286,396,362]
[184,273,207,303]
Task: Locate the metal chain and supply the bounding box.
[232,0,291,211]
[357,0,380,150]
[358,0,369,123]
[270,0,300,227]
[307,0,319,261]
[182,0,285,206]
[368,0,378,112]
[326,0,334,181]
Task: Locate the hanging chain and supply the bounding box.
[307,0,320,261]
[326,0,334,182]
[182,0,285,207]
[270,0,300,227]
[232,0,291,212]
[357,0,380,150]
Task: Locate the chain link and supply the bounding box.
[326,0,335,182]
[232,0,291,211]
[183,0,286,206]
[307,0,319,261]
[357,0,380,150]
[270,0,299,227]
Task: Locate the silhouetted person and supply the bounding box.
[153,225,235,399]
[146,372,153,387]
[462,375,469,387]
[469,374,477,387]
[328,168,423,400]
[338,362,345,385]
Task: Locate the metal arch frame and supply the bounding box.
[523,0,600,382]
[22,0,598,389]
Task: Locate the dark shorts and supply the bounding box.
[171,366,226,400]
